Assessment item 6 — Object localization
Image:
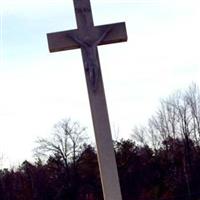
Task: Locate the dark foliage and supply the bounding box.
[0,138,200,200]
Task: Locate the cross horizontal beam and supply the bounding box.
[47,22,127,52]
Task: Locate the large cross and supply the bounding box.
[47,0,127,200]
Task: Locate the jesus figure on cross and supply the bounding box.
[67,27,112,91]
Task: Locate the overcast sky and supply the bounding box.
[0,0,200,167]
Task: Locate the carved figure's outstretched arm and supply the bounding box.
[67,33,88,48]
[93,27,112,46]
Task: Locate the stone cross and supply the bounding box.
[47,0,127,199]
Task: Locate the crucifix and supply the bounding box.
[47,0,127,199]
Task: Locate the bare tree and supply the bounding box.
[0,154,3,169]
[34,119,88,168]
[133,84,200,148]
[185,83,200,145]
[132,83,200,200]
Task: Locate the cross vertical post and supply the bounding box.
[47,0,127,199]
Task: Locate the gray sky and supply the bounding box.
[0,0,200,167]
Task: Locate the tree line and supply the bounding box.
[1,83,200,200]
